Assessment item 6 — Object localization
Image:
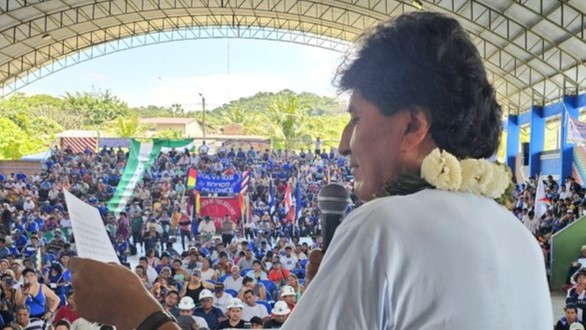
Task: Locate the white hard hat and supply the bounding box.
[570,323,585,330]
[272,301,291,316]
[178,296,196,310]
[199,289,214,301]
[281,285,296,297]
[226,298,244,310]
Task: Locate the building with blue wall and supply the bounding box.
[506,94,586,181]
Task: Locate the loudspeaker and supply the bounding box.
[522,142,530,166]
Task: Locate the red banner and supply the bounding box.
[198,196,242,229]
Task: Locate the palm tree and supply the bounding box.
[114,115,147,138]
[262,95,316,150]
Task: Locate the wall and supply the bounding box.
[539,150,561,178]
[0,160,42,177]
[185,122,203,137]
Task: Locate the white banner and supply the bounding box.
[567,115,586,144]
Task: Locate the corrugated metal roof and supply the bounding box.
[0,0,584,113]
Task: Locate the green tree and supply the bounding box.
[0,118,32,159]
[214,107,266,135]
[25,94,64,109]
[28,117,63,138]
[62,89,129,127]
[111,115,147,138]
[0,93,31,130]
[169,104,186,117]
[261,95,315,150]
[153,129,183,139]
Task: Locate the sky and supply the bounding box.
[18,38,349,111]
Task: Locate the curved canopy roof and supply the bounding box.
[1,0,585,113]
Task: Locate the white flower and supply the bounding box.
[473,159,494,196]
[460,159,481,192]
[421,148,462,191]
[460,159,493,195]
[485,163,511,199]
[421,148,512,201]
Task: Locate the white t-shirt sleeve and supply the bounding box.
[281,207,388,330]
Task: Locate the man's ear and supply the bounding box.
[402,107,431,151]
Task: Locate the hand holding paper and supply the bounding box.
[63,190,120,264]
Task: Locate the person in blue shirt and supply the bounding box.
[24,218,39,235]
[22,236,39,258]
[40,248,56,270]
[194,289,224,329]
[108,174,120,186]
[0,238,10,259]
[13,230,28,251]
[41,201,54,214]
[87,195,98,205]
[44,159,54,171]
[45,262,69,307]
[164,242,181,259]
[555,303,583,330]
[114,234,129,264]
[227,148,236,159]
[98,204,109,217]
[190,216,199,239]
[33,215,44,232]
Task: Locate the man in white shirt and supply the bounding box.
[223,266,244,292]
[198,216,216,239]
[523,211,540,235]
[60,214,72,232]
[241,289,269,322]
[281,246,299,271]
[198,142,209,155]
[237,249,256,270]
[14,305,49,330]
[294,245,308,261]
[560,185,572,200]
[139,257,158,286]
[212,283,232,313]
[22,197,35,212]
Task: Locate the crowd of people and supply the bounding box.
[0,133,581,329]
[511,175,586,329]
[0,140,353,329]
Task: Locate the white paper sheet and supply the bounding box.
[63,190,120,264]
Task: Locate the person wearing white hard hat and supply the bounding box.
[216,298,246,330]
[194,289,224,330]
[571,323,586,330]
[279,285,296,312]
[263,301,290,329]
[177,296,209,330]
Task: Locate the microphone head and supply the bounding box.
[318,183,351,215]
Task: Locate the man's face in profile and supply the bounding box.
[340,91,414,202]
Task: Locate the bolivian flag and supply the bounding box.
[187,168,197,190]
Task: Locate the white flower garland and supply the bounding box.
[421,148,512,200]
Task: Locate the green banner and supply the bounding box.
[107,139,194,213]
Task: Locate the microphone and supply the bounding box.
[318,183,351,252]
